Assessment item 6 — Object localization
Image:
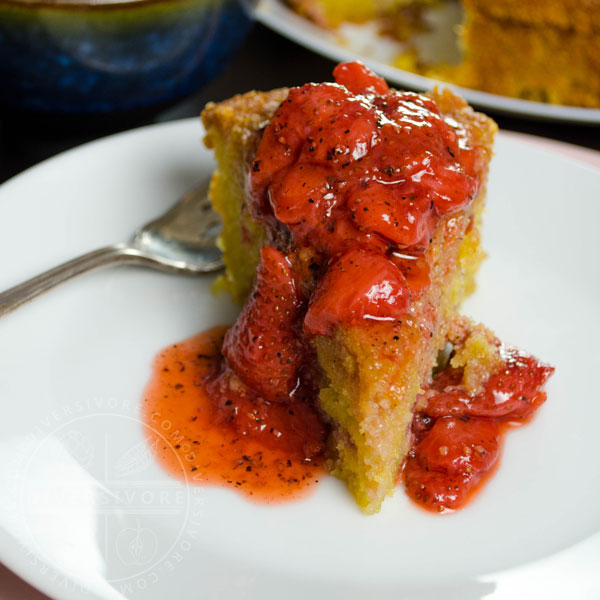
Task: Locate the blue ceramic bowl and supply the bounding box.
[0,0,255,113]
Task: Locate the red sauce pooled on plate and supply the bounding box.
[142,327,325,504]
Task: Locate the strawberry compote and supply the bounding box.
[196,61,485,468]
[201,61,487,466]
[250,61,482,334]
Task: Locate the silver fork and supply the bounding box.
[0,182,223,318]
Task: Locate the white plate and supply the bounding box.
[0,119,599,600]
[256,0,600,124]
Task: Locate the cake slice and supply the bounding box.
[286,0,600,108]
[202,62,496,513]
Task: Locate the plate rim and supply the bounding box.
[1,118,600,600]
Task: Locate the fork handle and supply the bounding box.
[0,243,154,318]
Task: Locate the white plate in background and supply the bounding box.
[256,0,600,124]
[0,120,599,599]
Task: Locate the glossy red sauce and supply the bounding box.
[403,346,554,512]
[250,60,482,334]
[142,327,325,504]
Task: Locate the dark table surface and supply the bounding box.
[0,19,598,600]
[1,23,599,187]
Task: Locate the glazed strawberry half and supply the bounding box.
[222,245,304,402]
[304,249,410,336]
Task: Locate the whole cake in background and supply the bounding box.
[287,0,600,108]
[197,61,554,514]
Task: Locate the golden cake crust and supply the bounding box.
[285,0,600,107]
[462,0,600,35]
[456,1,600,107]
